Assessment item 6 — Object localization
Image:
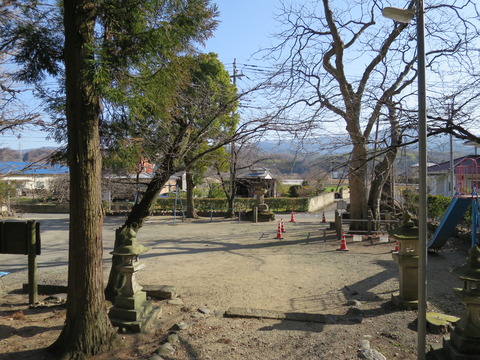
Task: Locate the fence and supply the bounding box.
[333,210,400,242]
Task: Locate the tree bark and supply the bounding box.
[348,142,369,231]
[49,0,116,358]
[367,103,401,224]
[185,170,198,219]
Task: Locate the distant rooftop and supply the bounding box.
[0,162,69,175]
[428,155,480,173]
[239,167,274,179]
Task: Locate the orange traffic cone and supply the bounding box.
[392,240,399,253]
[281,219,286,233]
[337,232,349,251]
[322,212,326,223]
[276,222,284,239]
[290,211,296,222]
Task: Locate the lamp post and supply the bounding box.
[382,2,427,360]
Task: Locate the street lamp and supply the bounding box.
[383,2,428,360]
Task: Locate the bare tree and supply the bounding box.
[260,0,480,228]
[49,175,70,202]
[213,137,269,217]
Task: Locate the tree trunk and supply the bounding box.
[49,0,116,357]
[367,103,401,226]
[105,121,193,301]
[348,143,369,231]
[226,194,235,218]
[105,161,176,301]
[185,170,198,218]
[368,150,398,223]
[225,162,237,218]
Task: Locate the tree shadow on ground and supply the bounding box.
[0,348,52,360]
[139,231,339,260]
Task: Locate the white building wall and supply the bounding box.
[2,175,56,191]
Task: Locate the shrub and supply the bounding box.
[288,185,300,197]
[403,193,466,223]
[155,197,310,213]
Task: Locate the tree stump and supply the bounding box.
[426,312,460,334]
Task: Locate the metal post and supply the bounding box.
[416,0,428,358]
[27,220,38,304]
[382,5,427,356]
[450,132,454,196]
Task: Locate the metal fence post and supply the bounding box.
[27,220,37,304]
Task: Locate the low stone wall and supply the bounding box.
[307,189,350,212]
[308,193,335,212]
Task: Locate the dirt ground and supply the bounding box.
[0,212,471,359]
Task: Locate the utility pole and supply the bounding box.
[228,59,244,216]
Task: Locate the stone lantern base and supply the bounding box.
[441,327,480,360]
[391,253,419,309]
[109,291,162,333]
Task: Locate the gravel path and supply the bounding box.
[0,212,469,359]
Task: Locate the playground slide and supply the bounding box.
[427,197,471,250]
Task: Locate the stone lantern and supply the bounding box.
[250,183,274,222]
[109,227,158,332]
[391,211,419,309]
[443,245,480,359]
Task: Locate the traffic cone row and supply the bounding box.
[337,232,349,251]
[276,222,284,239]
[290,211,296,222]
[322,212,326,223]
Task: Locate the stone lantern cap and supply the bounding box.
[390,211,419,241]
[452,245,480,282]
[111,227,149,256]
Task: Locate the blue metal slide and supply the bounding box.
[428,197,471,250]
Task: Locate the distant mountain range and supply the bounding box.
[0,147,56,163]
[0,137,476,177]
[257,137,476,160]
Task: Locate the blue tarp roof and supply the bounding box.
[0,162,69,175]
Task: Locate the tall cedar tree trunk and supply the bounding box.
[185,170,198,218]
[49,0,116,358]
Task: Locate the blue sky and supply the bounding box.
[1,0,282,150]
[204,0,280,67]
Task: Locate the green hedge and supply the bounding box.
[404,193,471,225]
[155,197,310,213]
